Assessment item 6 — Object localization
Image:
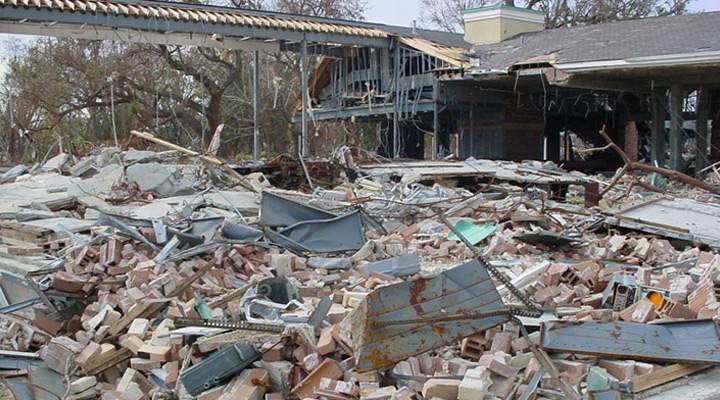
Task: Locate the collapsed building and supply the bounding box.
[1,1,720,400]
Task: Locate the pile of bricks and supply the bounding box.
[1,156,720,399]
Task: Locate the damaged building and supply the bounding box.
[1,1,720,400]
[303,5,720,171]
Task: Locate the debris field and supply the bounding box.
[1,133,720,400]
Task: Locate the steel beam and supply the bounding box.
[0,6,390,49]
[290,102,434,123]
[253,50,260,161]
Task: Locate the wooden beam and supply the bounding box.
[629,363,711,393]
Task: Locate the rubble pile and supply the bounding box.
[0,141,720,399]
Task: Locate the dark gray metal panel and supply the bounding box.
[180,343,260,396]
[222,222,263,242]
[266,211,366,253]
[278,211,365,253]
[540,320,720,365]
[259,191,336,227]
[0,6,391,48]
[339,259,508,372]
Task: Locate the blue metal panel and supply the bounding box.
[339,259,508,372]
[540,320,720,365]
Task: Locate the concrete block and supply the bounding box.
[458,366,491,400]
[422,378,460,400]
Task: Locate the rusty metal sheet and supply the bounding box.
[540,320,720,365]
[338,259,509,372]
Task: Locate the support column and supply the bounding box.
[711,89,720,163]
[253,50,260,161]
[669,84,684,171]
[300,40,308,158]
[432,80,439,160]
[651,89,667,167]
[696,86,709,175]
[624,121,638,162]
[393,46,401,159]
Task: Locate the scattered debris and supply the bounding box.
[0,137,719,400]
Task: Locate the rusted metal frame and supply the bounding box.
[342,259,510,372]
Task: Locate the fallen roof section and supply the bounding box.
[604,195,720,248]
[357,159,589,186]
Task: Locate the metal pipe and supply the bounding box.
[301,39,308,157]
[253,50,260,161]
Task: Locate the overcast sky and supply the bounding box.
[2,0,720,79]
[365,0,720,26]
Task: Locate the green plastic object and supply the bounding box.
[447,220,496,245]
[193,293,214,320]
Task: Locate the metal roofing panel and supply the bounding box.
[604,195,720,248]
[541,320,720,365]
[339,259,508,372]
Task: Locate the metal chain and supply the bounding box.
[175,318,285,333]
[439,214,542,318]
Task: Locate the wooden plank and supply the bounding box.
[168,257,217,298]
[629,363,711,393]
[83,347,133,375]
[207,283,254,309]
[108,257,216,336]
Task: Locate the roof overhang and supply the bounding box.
[553,51,720,73]
[0,0,392,50]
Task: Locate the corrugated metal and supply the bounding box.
[540,320,720,365]
[0,0,388,38]
[339,259,508,372]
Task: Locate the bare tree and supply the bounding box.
[420,0,495,33]
[0,0,368,161]
[420,0,692,31]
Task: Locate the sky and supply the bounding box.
[365,0,720,27]
[1,0,720,79]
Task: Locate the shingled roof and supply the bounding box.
[469,11,720,72]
